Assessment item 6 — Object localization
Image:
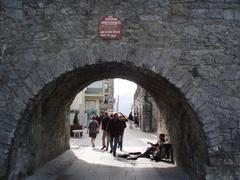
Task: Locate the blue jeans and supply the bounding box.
[110,136,119,153]
[118,134,123,150]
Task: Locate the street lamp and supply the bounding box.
[131,104,135,114]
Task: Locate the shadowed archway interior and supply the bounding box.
[8,62,208,179]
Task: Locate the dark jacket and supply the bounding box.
[101,116,110,130]
[108,117,121,137]
[128,114,133,121]
[88,120,99,134]
[119,120,126,135]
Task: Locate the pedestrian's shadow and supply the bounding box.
[114,156,139,166]
[91,148,139,164]
[92,147,109,153]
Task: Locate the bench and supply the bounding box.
[70,125,83,137]
[72,130,83,138]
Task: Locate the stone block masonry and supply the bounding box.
[0,0,239,179]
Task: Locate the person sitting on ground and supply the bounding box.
[118,133,167,160]
[138,133,166,158]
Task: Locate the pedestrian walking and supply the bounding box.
[87,116,99,147]
[128,112,133,129]
[108,113,121,157]
[95,115,101,126]
[101,112,110,150]
[118,113,127,151]
[134,113,139,127]
[99,112,105,126]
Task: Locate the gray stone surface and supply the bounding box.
[224,9,234,20]
[0,0,239,179]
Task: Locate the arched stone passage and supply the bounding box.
[8,62,208,179]
[1,0,239,179]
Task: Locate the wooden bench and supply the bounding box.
[70,125,83,137]
[72,129,83,138]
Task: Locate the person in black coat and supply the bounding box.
[101,112,110,150]
[108,113,121,157]
[128,112,133,128]
[118,113,127,151]
[134,113,139,127]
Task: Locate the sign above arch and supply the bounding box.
[98,16,123,40]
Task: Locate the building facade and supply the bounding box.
[134,86,168,136]
[70,79,115,127]
[100,79,115,113]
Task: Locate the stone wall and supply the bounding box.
[152,98,168,136]
[0,0,239,179]
[134,85,169,143]
[134,86,158,133]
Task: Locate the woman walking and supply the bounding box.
[88,116,99,147]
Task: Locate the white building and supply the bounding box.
[70,79,115,127]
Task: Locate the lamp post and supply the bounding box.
[131,104,135,114]
[116,95,119,112]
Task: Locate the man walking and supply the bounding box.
[101,112,110,150]
[128,112,133,129]
[134,113,139,127]
[108,113,121,157]
[118,114,127,151]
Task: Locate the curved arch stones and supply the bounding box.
[0,0,240,179]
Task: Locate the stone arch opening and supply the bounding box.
[8,62,208,179]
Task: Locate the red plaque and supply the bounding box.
[98,16,123,40]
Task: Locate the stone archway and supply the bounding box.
[8,62,208,179]
[1,0,239,179]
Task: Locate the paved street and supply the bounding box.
[26,125,189,180]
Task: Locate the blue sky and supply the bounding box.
[114,78,137,115]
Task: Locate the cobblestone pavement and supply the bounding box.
[26,125,189,180]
